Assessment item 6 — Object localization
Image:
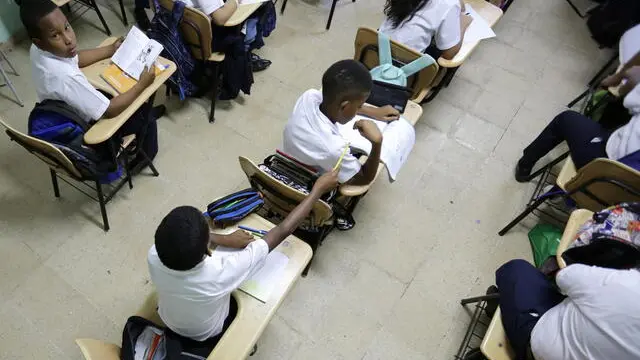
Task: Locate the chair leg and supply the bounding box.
[96,181,110,232]
[50,169,60,198]
[326,0,338,30]
[567,89,590,108]
[124,153,133,190]
[0,50,18,75]
[280,0,288,14]
[119,0,128,25]
[89,0,112,36]
[498,196,550,236]
[460,293,499,306]
[302,230,322,277]
[0,62,24,107]
[140,149,160,176]
[210,62,220,123]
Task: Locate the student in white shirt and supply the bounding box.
[495,259,640,360]
[379,0,472,59]
[20,0,162,165]
[283,59,400,185]
[515,66,640,182]
[182,0,272,71]
[148,171,338,355]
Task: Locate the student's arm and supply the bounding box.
[103,66,156,118]
[262,170,339,250]
[210,0,238,26]
[359,105,400,122]
[346,120,383,186]
[601,52,640,89]
[439,7,472,60]
[555,264,616,298]
[210,230,254,249]
[78,38,123,68]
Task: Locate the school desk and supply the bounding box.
[437,0,504,69]
[81,37,177,145]
[339,100,423,197]
[225,2,263,27]
[53,0,125,36]
[556,209,594,269]
[75,214,312,360]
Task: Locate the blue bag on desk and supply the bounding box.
[206,189,264,226]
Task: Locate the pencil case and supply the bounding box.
[206,189,264,226]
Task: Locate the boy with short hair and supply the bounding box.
[20,0,162,164]
[282,59,401,186]
[148,171,338,353]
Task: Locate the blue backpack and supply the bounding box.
[370,32,436,87]
[148,0,198,100]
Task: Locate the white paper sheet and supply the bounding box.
[337,115,415,180]
[462,5,496,44]
[111,27,164,80]
[239,251,289,303]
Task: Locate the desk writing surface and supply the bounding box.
[225,3,262,26]
[81,37,176,145]
[438,0,503,68]
[209,214,312,360]
[53,0,71,6]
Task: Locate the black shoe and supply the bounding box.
[484,285,499,318]
[134,8,152,31]
[515,159,532,183]
[250,53,272,72]
[335,214,355,231]
[151,105,166,120]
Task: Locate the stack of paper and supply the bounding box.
[463,5,496,44]
[239,251,289,303]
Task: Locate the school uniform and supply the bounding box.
[379,0,461,53]
[29,44,158,161]
[147,240,268,341]
[282,89,362,183]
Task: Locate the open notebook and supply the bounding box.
[239,250,290,303]
[337,115,415,180]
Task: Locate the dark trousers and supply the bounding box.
[496,260,565,360]
[116,105,158,162]
[165,297,238,357]
[134,0,148,9]
[521,110,610,169]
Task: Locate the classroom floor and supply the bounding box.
[0,0,613,358]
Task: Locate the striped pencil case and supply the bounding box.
[205,189,264,226]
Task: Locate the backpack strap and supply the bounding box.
[171,0,187,26]
[152,0,161,16]
[28,100,90,132]
[377,31,393,66]
[399,53,436,77]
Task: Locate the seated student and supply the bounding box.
[515,66,640,182]
[148,170,338,355]
[20,0,163,166]
[495,259,640,360]
[283,59,401,187]
[182,0,271,71]
[379,0,472,59]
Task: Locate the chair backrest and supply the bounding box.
[238,156,333,227]
[154,0,213,60]
[354,27,439,102]
[566,158,640,212]
[75,338,121,360]
[0,117,83,179]
[481,308,515,360]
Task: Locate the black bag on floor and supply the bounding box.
[587,0,640,48]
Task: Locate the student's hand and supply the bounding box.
[619,66,640,97]
[213,230,255,249]
[354,119,383,145]
[139,66,156,88]
[111,36,124,54]
[312,169,339,195]
[600,72,624,89]
[462,13,473,31]
[370,105,400,122]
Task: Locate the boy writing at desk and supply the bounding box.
[148,171,338,356]
[282,60,400,229]
[20,0,164,167]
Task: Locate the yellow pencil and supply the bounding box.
[333,143,350,171]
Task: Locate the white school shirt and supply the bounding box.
[147,240,269,341]
[379,0,461,53]
[282,89,362,183]
[620,23,640,64]
[29,44,109,123]
[181,0,225,16]
[606,83,640,160]
[530,264,640,360]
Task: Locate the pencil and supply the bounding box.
[333,143,350,171]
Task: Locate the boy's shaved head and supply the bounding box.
[322,59,373,106]
[20,0,58,39]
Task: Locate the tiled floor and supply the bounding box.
[0,0,614,358]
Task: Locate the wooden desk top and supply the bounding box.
[556,209,593,269]
[225,2,262,27]
[438,0,503,68]
[81,38,176,145]
[339,100,423,197]
[53,0,71,6]
[481,308,514,360]
[209,214,312,359]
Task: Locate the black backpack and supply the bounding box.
[27,100,116,179]
[587,0,640,48]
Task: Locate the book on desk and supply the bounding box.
[101,26,167,93]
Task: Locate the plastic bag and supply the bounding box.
[528,224,562,268]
